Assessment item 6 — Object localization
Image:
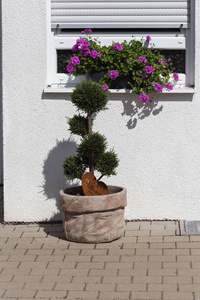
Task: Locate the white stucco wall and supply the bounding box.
[2,0,200,221]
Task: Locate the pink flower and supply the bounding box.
[173,73,179,81]
[108,70,119,80]
[113,43,123,51]
[72,44,79,52]
[82,29,92,34]
[70,56,80,66]
[76,38,84,46]
[66,64,74,73]
[146,36,151,41]
[81,41,90,48]
[158,59,165,63]
[154,82,163,92]
[168,58,172,62]
[165,83,173,90]
[102,84,108,90]
[138,57,147,63]
[81,48,91,56]
[90,50,101,59]
[145,66,154,74]
[139,93,149,102]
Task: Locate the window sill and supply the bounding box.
[44,86,195,94]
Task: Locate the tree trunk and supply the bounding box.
[88,113,94,174]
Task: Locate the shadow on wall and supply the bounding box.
[109,92,193,129]
[42,138,79,214]
[121,99,163,129]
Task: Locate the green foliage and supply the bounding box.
[68,32,174,100]
[63,80,119,181]
[71,80,108,114]
[77,132,107,165]
[68,115,88,137]
[95,150,119,176]
[63,155,86,180]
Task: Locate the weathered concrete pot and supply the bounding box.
[59,185,127,243]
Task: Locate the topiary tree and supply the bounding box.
[63,80,119,184]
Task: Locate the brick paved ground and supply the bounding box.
[1,220,200,299]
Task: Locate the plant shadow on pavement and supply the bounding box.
[40,138,79,240]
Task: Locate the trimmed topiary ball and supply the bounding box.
[71,80,108,114]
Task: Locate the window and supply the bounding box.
[46,0,194,92]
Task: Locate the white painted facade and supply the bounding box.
[2,1,200,221]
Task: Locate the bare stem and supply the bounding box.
[88,113,94,174]
[97,174,104,182]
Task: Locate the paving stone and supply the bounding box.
[30,268,60,276]
[67,290,98,299]
[163,276,192,284]
[98,291,130,299]
[123,242,149,249]
[102,276,132,284]
[81,249,107,256]
[12,275,43,283]
[60,268,89,276]
[148,269,177,276]
[118,268,147,276]
[177,242,200,248]
[54,282,85,291]
[130,291,161,299]
[42,275,72,283]
[36,255,64,262]
[163,261,191,269]
[65,255,92,262]
[163,291,193,300]
[138,236,163,243]
[148,283,177,291]
[133,276,162,284]
[92,255,120,262]
[178,255,200,261]
[1,268,32,275]
[125,222,141,230]
[134,261,162,269]
[0,274,13,282]
[150,242,176,249]
[23,282,55,290]
[121,255,148,262]
[164,236,190,242]
[179,284,200,291]
[8,255,37,262]
[86,283,115,291]
[47,261,76,269]
[164,249,190,256]
[4,289,37,298]
[105,262,134,269]
[35,290,67,298]
[149,255,176,262]
[89,269,117,277]
[117,283,146,292]
[72,276,102,284]
[0,282,24,290]
[193,277,200,284]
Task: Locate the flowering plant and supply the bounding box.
[66,29,179,102]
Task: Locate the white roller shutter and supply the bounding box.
[51,0,190,29]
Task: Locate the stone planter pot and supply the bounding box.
[59,185,127,243]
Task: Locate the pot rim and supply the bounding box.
[59,185,127,213]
